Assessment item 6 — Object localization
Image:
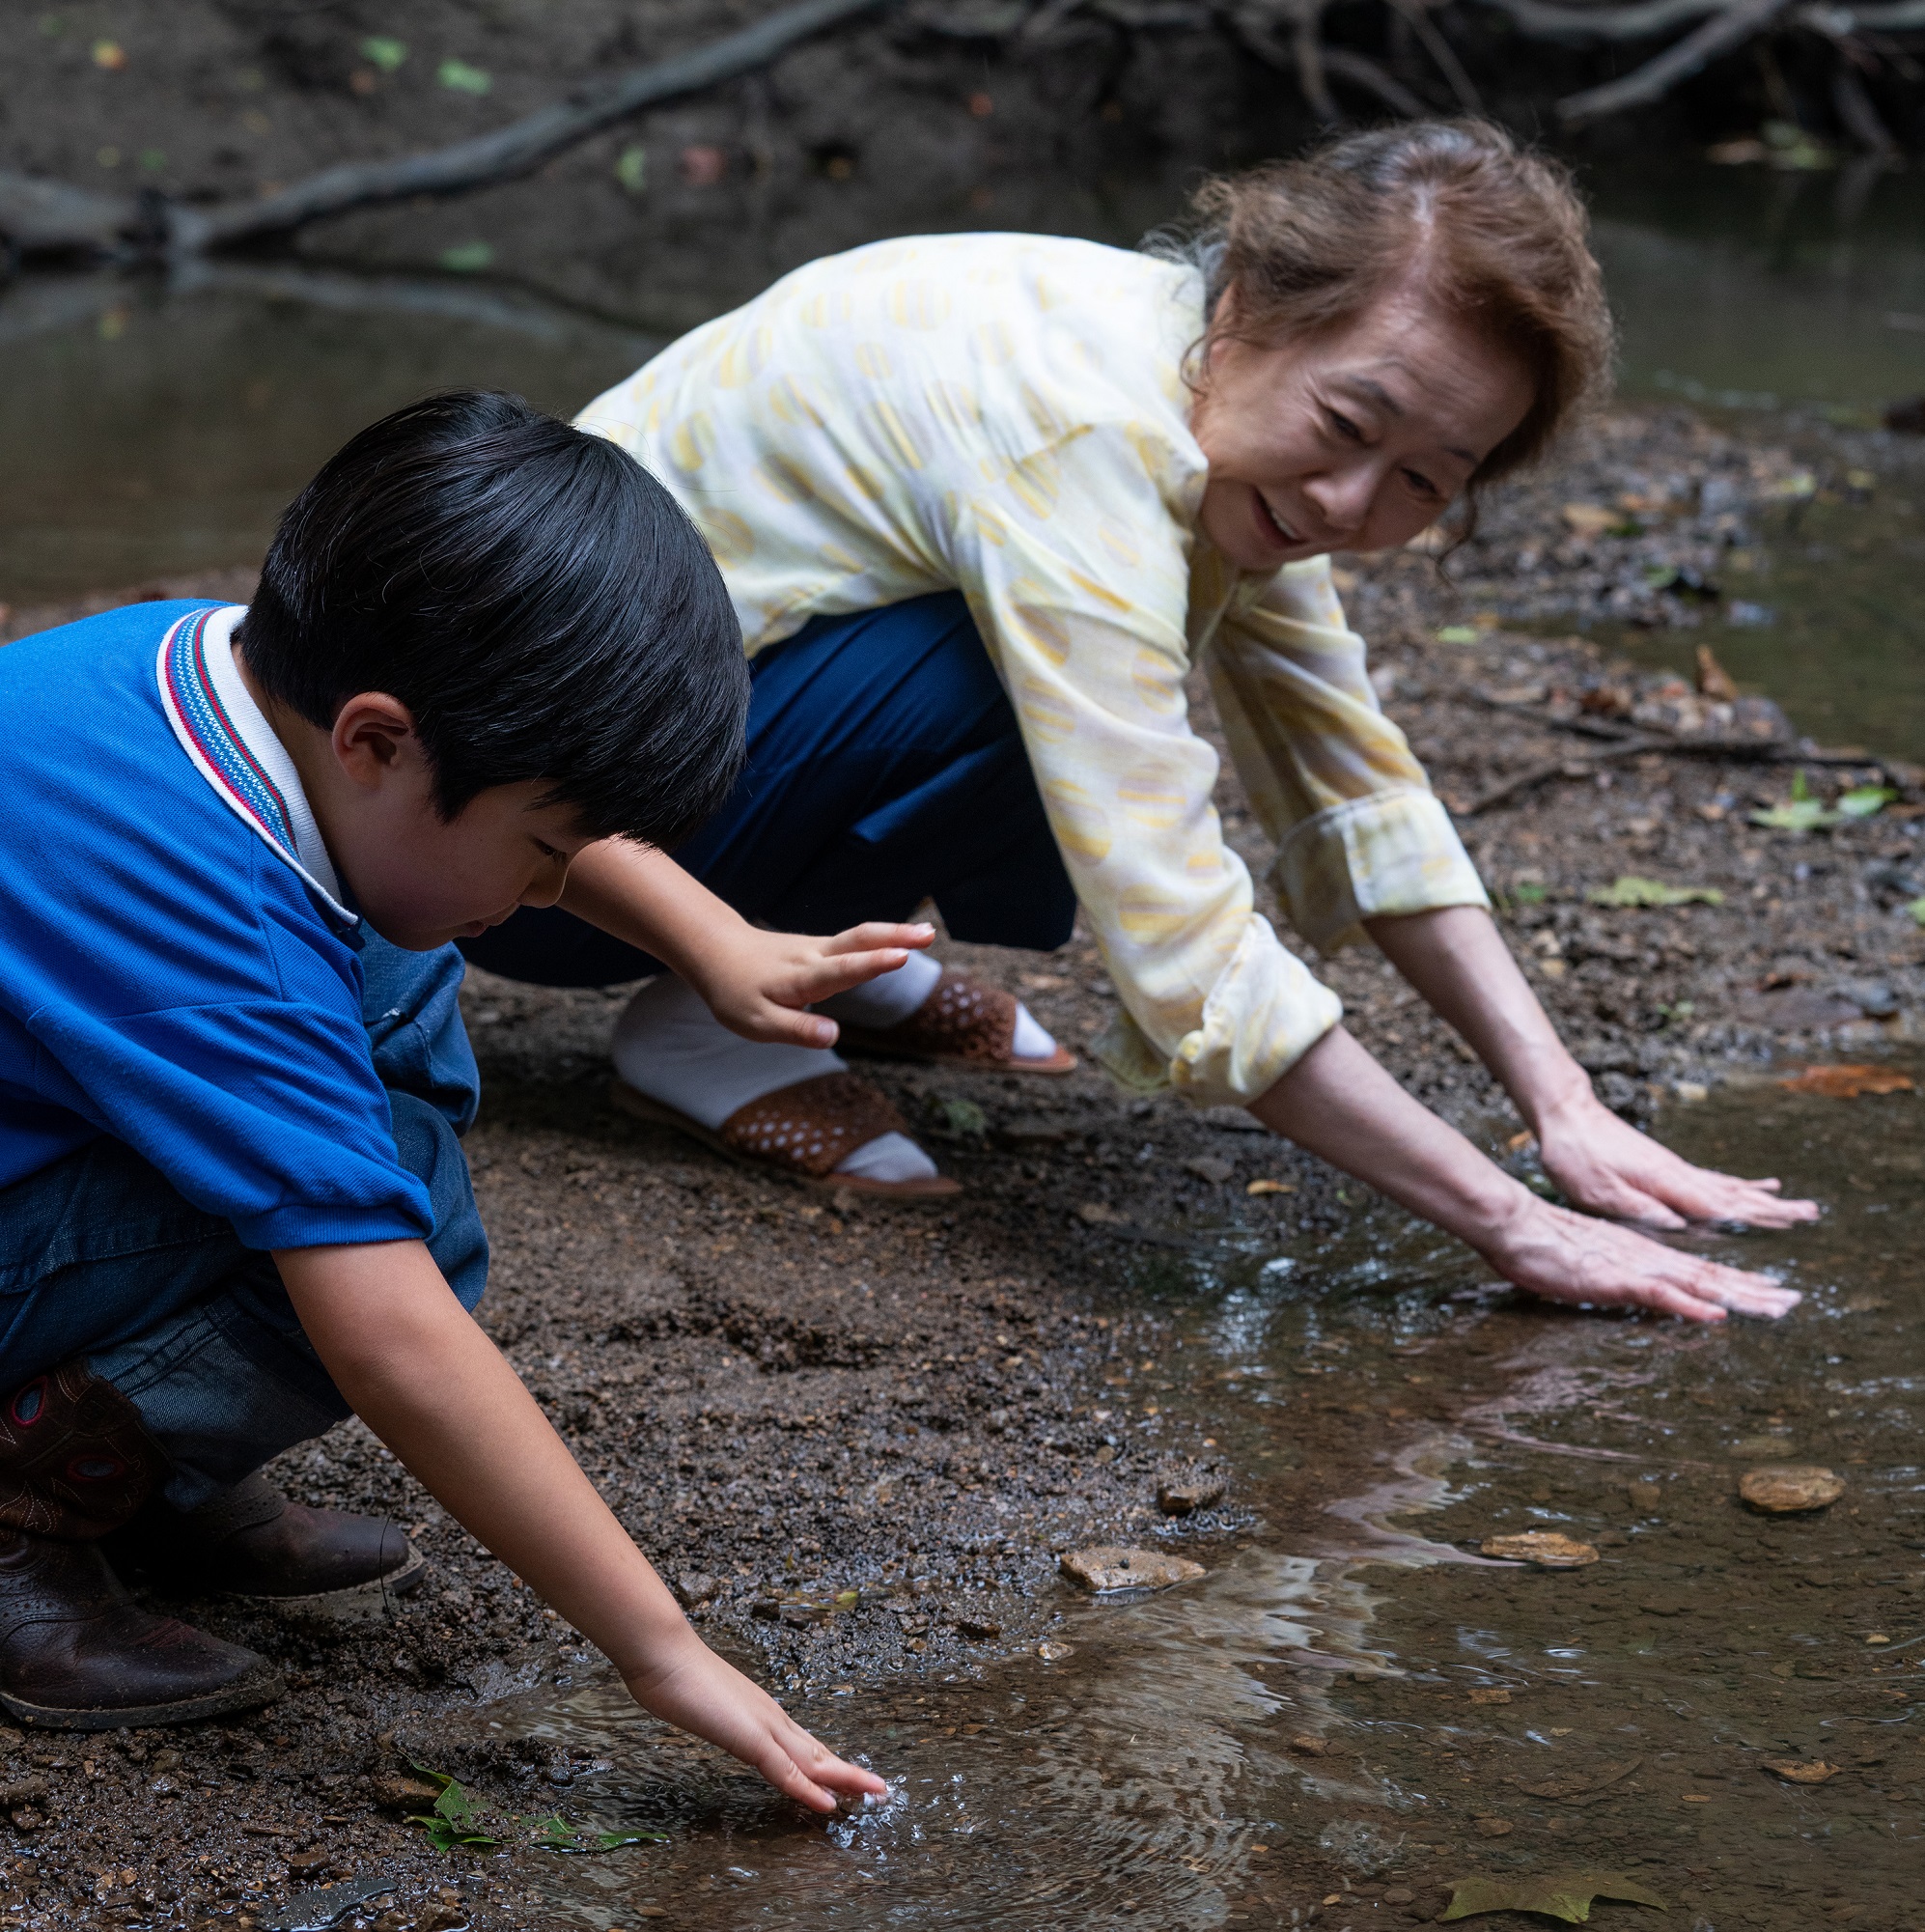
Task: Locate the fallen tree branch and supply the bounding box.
[1323,44,1432,110]
[1557,0,1798,118]
[0,0,896,260]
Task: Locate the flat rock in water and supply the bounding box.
[262,1878,397,1932]
[1480,1531,1600,1568]
[1157,1476,1227,1516]
[1762,1757,1839,1783]
[1058,1545,1205,1592]
[1740,1465,1845,1513]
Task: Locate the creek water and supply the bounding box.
[496,1061,1924,1930]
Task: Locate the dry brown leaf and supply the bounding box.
[1467,1687,1513,1705]
[1778,1065,1915,1100]
[1762,1758,1840,1783]
[1245,1178,1295,1196]
[1560,502,1616,537]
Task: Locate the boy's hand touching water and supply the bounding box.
[626,1638,886,1811]
[278,1239,885,1812]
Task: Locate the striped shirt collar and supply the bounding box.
[155,604,356,928]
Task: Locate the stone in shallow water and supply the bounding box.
[1057,1545,1205,1592]
[1479,1530,1600,1568]
[1740,1465,1845,1513]
[1157,1476,1226,1516]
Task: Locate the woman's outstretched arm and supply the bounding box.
[1361,905,1818,1231]
[1247,1025,1801,1322]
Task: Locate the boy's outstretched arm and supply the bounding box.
[558,839,932,1050]
[276,1239,886,1812]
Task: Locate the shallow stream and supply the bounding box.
[500,1059,1923,1929]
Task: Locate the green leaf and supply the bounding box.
[614,145,649,194]
[1513,881,1549,905]
[437,57,493,94]
[1836,785,1895,820]
[1587,876,1724,909]
[359,35,407,70]
[1441,1868,1668,1923]
[1909,896,1925,929]
[527,1813,665,1853]
[1748,773,1837,830]
[437,241,494,273]
[936,1097,988,1138]
[1437,625,1480,645]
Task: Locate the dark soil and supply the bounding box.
[3,404,1920,1928]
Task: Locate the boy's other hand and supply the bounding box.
[626,1636,888,1811]
[693,921,935,1049]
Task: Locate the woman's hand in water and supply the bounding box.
[1481,1189,1801,1324]
[1533,1091,1819,1233]
[626,1635,887,1812]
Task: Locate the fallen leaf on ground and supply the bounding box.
[1560,502,1617,536]
[436,57,492,93]
[1777,1065,1914,1099]
[1467,1686,1512,1705]
[1245,1177,1295,1195]
[1481,1531,1600,1568]
[1513,1757,1641,1802]
[1695,642,1739,699]
[1442,1868,1666,1923]
[1587,875,1724,909]
[1762,1758,1839,1783]
[1740,1465,1845,1513]
[1074,1201,1129,1225]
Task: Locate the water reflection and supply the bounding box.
[503,1055,1920,1927]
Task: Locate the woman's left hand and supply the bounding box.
[1533,1092,1820,1232]
[688,920,936,1049]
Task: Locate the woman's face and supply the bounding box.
[1190,288,1537,572]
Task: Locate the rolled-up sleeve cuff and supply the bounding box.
[1093,915,1344,1108]
[1272,789,1490,955]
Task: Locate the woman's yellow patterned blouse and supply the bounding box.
[577,232,1488,1106]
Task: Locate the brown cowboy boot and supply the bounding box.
[108,1472,425,1610]
[0,1532,282,1730]
[0,1364,281,1729]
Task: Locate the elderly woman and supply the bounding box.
[467,119,1812,1320]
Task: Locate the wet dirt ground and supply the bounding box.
[1,407,1921,1924]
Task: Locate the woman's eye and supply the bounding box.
[535,841,563,861]
[1326,409,1363,441]
[1403,468,1440,500]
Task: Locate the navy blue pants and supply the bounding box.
[460,593,1079,989]
[0,937,488,1511]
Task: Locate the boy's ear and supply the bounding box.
[330,692,423,791]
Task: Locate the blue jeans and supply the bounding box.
[460,591,1080,988]
[0,937,488,1512]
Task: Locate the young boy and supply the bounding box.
[0,390,906,1810]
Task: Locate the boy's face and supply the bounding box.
[307,690,600,951]
[348,773,598,952]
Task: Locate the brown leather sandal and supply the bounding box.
[610,1072,962,1198]
[835,970,1076,1075]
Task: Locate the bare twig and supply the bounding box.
[1324,45,1432,109]
[1557,0,1799,119]
[1828,47,1905,153]
[1384,0,1485,108]
[1474,0,1725,41]
[0,0,896,260]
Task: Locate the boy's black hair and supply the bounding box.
[238,389,748,848]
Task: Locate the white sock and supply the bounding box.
[611,975,938,1183]
[818,953,1061,1061]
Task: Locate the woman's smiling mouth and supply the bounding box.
[1255,490,1306,549]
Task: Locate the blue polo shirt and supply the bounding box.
[0,601,478,1250]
